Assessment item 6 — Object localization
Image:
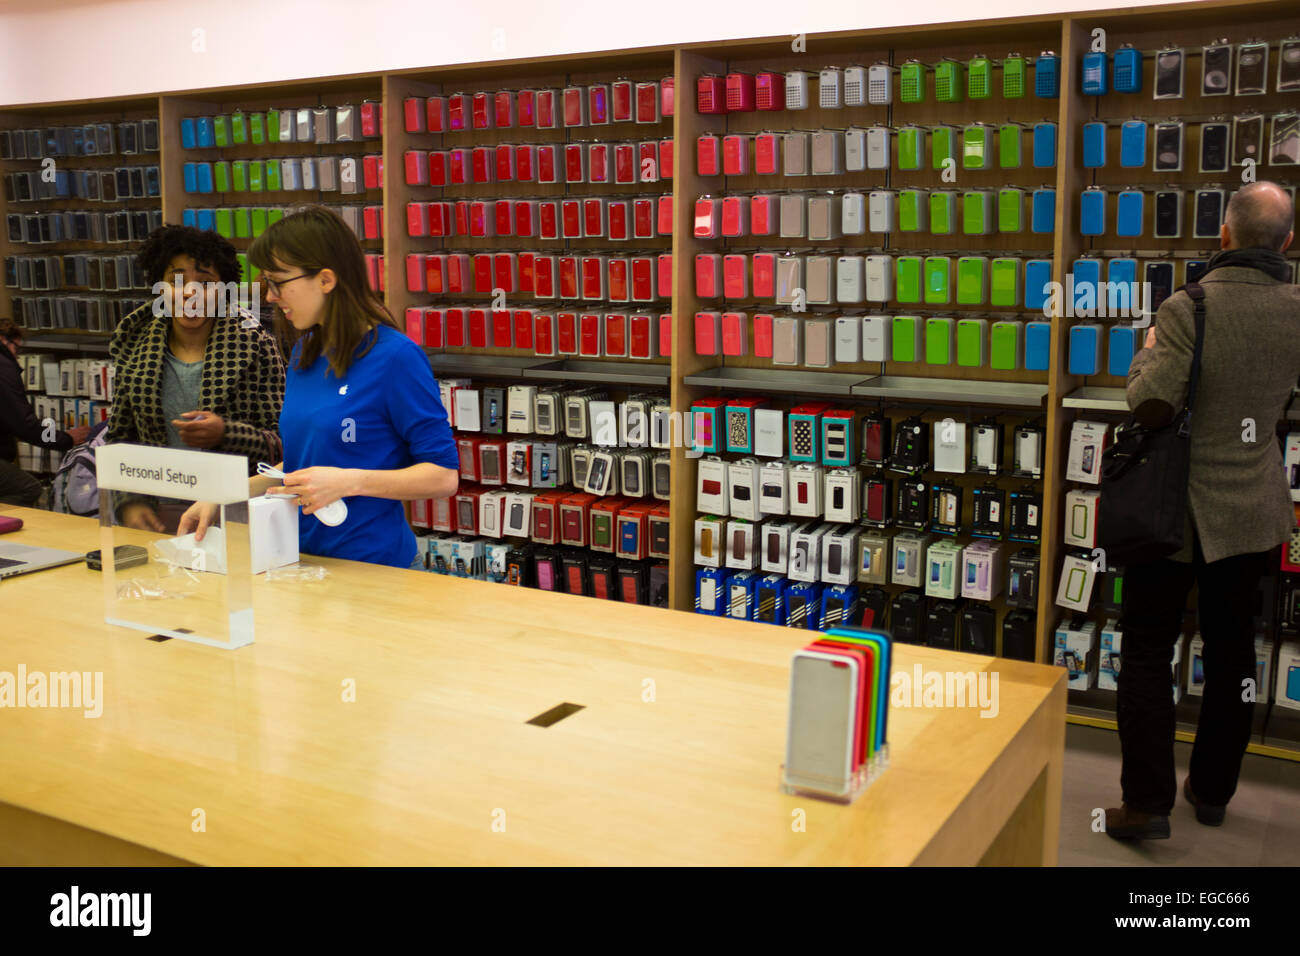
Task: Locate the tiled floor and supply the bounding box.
[1060,724,1300,866]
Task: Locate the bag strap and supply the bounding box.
[1179,281,1208,438]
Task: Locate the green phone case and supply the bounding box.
[818,633,887,757]
[998,188,1024,232]
[967,57,992,99]
[264,160,281,191]
[962,191,991,235]
[236,253,249,282]
[267,109,281,144]
[896,257,923,303]
[212,114,229,147]
[898,190,926,232]
[232,160,249,192]
[230,112,247,145]
[214,207,234,238]
[956,319,987,367]
[998,124,1022,168]
[897,126,923,170]
[248,162,263,192]
[925,318,954,364]
[930,191,956,234]
[931,126,956,170]
[268,208,284,225]
[213,161,231,193]
[900,62,925,103]
[924,256,951,305]
[990,321,1021,369]
[233,207,252,239]
[956,256,987,304]
[990,258,1022,307]
[934,61,963,102]
[1003,55,1027,98]
[249,112,266,145]
[891,316,922,362]
[251,206,268,236]
[962,125,990,169]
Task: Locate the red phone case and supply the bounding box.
[445,308,468,347]
[632,198,655,238]
[658,254,673,296]
[428,151,449,187]
[446,255,470,294]
[564,143,586,183]
[404,307,424,345]
[657,195,673,235]
[492,310,513,348]
[537,144,559,183]
[753,313,774,357]
[513,309,534,349]
[517,89,536,126]
[658,313,672,356]
[424,255,446,294]
[468,308,492,348]
[608,200,630,240]
[581,256,606,300]
[538,201,560,240]
[721,312,747,356]
[557,312,578,355]
[636,81,659,123]
[697,134,721,175]
[424,309,446,349]
[426,96,446,132]
[589,84,610,125]
[583,198,605,238]
[403,149,427,185]
[723,255,748,299]
[449,147,468,185]
[533,312,556,355]
[493,252,517,292]
[494,90,515,128]
[494,200,514,237]
[755,133,779,174]
[471,146,494,184]
[695,254,721,298]
[453,200,470,236]
[752,253,776,298]
[579,312,603,356]
[630,257,655,301]
[558,256,580,298]
[608,258,630,301]
[629,314,653,359]
[722,134,749,175]
[614,143,637,183]
[659,138,674,179]
[514,144,536,181]
[532,256,556,298]
[471,92,493,130]
[472,253,493,293]
[588,143,611,183]
[403,97,425,132]
[513,200,536,237]
[518,252,535,293]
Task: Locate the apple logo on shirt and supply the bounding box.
[339,385,348,395]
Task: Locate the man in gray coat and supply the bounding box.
[1107,180,1300,840]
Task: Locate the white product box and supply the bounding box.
[454,389,481,431]
[694,515,726,568]
[760,519,799,575]
[758,461,790,516]
[725,520,758,570]
[248,495,299,574]
[960,540,1003,600]
[821,526,860,585]
[1063,489,1100,547]
[823,469,860,523]
[789,464,825,518]
[754,408,785,457]
[788,523,832,582]
[924,539,962,600]
[696,457,728,515]
[892,531,927,587]
[1056,552,1097,611]
[727,458,761,521]
[1065,420,1108,484]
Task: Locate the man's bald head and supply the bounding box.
[1224,181,1295,252]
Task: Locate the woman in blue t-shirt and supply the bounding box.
[181,206,459,568]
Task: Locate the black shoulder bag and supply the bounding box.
[1097,281,1206,565]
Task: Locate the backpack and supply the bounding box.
[49,419,110,517]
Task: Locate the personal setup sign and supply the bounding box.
[96,444,255,650]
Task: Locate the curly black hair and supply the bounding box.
[135,224,242,285]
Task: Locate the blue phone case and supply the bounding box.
[1081,51,1108,95]
[1024,260,1053,311]
[1107,258,1139,311]
[1035,54,1060,97]
[1031,188,1056,233]
[1116,190,1144,237]
[1108,326,1137,376]
[182,208,197,227]
[1073,258,1100,315]
[1119,120,1147,167]
[1112,46,1143,93]
[195,116,214,148]
[1082,122,1106,168]
[180,118,196,150]
[1080,189,1106,236]
[182,162,198,193]
[1288,665,1300,703]
[1025,321,1052,369]
[195,162,214,194]
[196,208,216,231]
[1068,325,1102,375]
[1032,122,1057,168]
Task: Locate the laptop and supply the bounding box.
[0,542,84,579]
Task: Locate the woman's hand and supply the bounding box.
[178,501,220,541]
[172,411,226,449]
[121,502,165,533]
[268,466,360,518]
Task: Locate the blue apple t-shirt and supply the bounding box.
[279,324,458,567]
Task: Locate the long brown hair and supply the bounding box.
[248,205,397,378]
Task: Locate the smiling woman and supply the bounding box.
[105,225,286,533]
[180,206,459,569]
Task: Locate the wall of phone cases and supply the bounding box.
[688,396,1047,655]
[175,94,385,293]
[11,352,114,474]
[1053,24,1300,737]
[1,116,161,334]
[689,41,1062,380]
[397,70,676,360]
[410,376,671,605]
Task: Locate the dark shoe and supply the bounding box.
[1105,804,1171,840]
[1183,777,1226,826]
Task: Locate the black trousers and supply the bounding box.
[1117,535,1267,815]
[0,457,41,507]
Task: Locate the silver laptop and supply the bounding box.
[0,542,84,579]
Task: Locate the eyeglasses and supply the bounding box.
[262,270,319,296]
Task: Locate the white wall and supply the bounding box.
[1,0,1200,106]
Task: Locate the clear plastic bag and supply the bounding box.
[264,562,329,583]
[114,542,205,600]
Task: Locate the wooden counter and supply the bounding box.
[0,505,1065,865]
